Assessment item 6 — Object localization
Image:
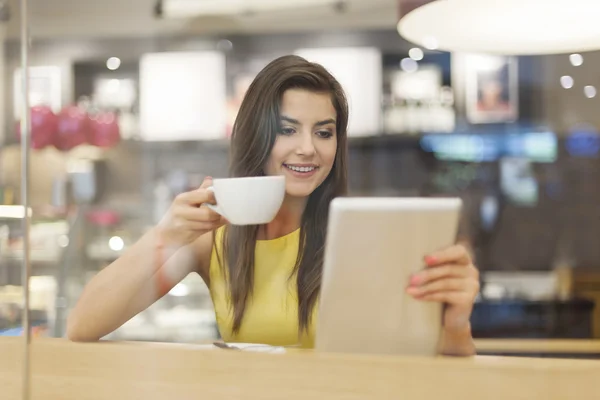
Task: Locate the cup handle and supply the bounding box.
[204,186,223,216]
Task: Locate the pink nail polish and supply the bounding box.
[410,275,421,285]
[425,256,437,265]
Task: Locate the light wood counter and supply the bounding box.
[475,339,600,354]
[2,337,600,400]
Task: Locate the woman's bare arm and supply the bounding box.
[66,228,215,342]
[67,178,223,342]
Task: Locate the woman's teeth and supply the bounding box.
[285,164,316,172]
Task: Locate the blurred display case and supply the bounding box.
[0,206,65,337]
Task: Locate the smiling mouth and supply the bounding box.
[283,164,319,173]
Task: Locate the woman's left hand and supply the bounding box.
[406,244,480,331]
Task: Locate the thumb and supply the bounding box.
[198,176,213,190]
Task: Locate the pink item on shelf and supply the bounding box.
[89,112,121,148]
[15,105,59,150]
[54,105,91,151]
[86,210,120,227]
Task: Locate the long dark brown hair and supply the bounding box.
[217,55,349,335]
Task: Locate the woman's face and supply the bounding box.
[264,88,338,198]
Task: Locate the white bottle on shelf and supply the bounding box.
[404,100,419,134]
[438,86,456,133]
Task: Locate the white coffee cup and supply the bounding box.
[206,176,286,225]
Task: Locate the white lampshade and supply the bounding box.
[139,51,227,141]
[398,0,600,55]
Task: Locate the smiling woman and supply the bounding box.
[67,55,350,348]
[67,55,477,356]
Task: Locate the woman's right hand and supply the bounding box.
[157,177,227,247]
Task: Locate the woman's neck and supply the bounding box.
[260,195,307,240]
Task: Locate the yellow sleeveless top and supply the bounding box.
[208,226,316,348]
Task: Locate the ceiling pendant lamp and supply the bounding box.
[397,0,600,55]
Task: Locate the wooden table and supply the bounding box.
[2,337,600,400]
[475,339,600,356]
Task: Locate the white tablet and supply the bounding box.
[315,197,463,357]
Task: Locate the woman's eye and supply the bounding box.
[316,130,333,138]
[280,127,295,135]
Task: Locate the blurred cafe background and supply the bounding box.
[1,0,600,349]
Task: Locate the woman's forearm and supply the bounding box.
[439,323,477,356]
[66,228,194,342]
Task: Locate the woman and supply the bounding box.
[67,55,479,355]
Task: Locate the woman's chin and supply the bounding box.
[285,183,317,199]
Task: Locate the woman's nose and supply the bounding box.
[296,131,316,156]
